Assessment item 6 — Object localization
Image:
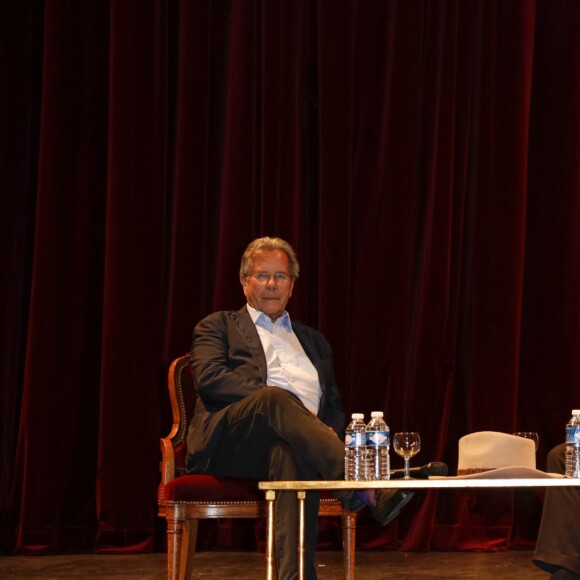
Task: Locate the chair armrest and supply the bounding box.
[158,436,176,505]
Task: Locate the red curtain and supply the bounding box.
[2,0,580,555]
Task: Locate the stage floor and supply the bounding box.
[0,550,548,579]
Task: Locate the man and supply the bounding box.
[534,443,580,579]
[186,237,414,579]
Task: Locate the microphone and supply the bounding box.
[390,461,448,479]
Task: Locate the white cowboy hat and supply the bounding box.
[450,431,562,479]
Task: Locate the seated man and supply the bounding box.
[185,236,417,579]
[534,443,580,579]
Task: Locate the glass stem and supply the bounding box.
[404,458,411,479]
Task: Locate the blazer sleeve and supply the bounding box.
[190,311,265,410]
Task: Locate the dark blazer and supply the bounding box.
[186,305,346,472]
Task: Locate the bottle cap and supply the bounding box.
[352,413,364,419]
[371,411,384,418]
[573,410,580,415]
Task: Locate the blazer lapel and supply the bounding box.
[293,322,318,363]
[231,306,268,383]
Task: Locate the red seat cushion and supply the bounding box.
[164,475,263,502]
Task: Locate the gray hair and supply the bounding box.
[239,237,300,278]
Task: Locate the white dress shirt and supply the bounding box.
[247,304,322,414]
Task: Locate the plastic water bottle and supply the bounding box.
[345,413,366,480]
[366,411,390,480]
[565,409,580,478]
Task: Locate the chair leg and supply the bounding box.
[166,511,183,580]
[341,509,357,580]
[167,511,199,580]
[181,519,198,580]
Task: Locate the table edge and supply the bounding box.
[258,478,580,490]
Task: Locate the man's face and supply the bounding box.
[241,249,295,321]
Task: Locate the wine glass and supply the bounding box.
[393,432,421,479]
[513,432,539,451]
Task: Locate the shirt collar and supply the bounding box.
[247,304,292,330]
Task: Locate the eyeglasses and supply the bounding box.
[251,272,291,284]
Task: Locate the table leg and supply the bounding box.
[265,490,276,580]
[297,490,306,580]
[342,509,356,579]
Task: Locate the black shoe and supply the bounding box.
[368,488,415,526]
[390,461,448,480]
[551,567,580,579]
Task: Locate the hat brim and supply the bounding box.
[432,466,563,480]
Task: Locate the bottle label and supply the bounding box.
[345,432,366,446]
[367,431,389,446]
[566,427,580,443]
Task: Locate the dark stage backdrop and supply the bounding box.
[2,0,580,556]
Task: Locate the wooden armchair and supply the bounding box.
[158,354,357,579]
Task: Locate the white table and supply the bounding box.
[259,477,580,580]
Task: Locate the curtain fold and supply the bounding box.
[95,0,169,551]
[14,0,109,551]
[2,0,580,555]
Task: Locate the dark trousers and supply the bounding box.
[206,388,348,580]
[534,443,580,576]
